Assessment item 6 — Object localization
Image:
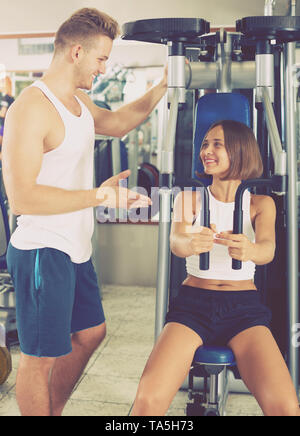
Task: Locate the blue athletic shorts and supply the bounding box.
[165,285,272,345]
[6,243,105,358]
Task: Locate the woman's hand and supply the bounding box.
[186,224,217,255]
[214,231,255,262]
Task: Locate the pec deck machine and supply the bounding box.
[123,0,300,416]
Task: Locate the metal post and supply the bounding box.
[154,189,172,340]
[111,138,121,176]
[290,0,297,16]
[154,88,179,341]
[127,130,139,189]
[261,87,287,177]
[264,0,275,16]
[209,374,219,406]
[216,29,232,93]
[283,40,299,393]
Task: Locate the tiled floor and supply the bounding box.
[0,285,263,416]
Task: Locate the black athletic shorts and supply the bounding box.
[165,285,272,346]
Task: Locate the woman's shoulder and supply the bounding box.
[173,189,201,223]
[250,193,276,214]
[174,189,201,205]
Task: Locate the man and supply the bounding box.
[0,76,14,152]
[2,8,167,416]
[0,76,14,124]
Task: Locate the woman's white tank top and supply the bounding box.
[10,80,96,263]
[186,186,256,280]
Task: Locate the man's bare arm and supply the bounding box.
[2,90,99,215]
[76,72,167,138]
[2,89,150,216]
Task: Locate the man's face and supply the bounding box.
[74,34,113,90]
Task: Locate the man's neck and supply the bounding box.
[42,61,78,99]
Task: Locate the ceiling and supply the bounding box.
[0,0,299,71]
[0,0,297,35]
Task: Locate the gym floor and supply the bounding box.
[0,284,263,416]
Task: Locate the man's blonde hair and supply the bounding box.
[54,8,120,54]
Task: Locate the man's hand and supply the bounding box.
[96,169,152,210]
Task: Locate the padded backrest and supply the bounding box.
[192,93,251,181]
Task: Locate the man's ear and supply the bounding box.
[70,44,83,62]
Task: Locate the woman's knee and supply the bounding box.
[133,382,170,415]
[263,398,300,416]
[133,392,162,415]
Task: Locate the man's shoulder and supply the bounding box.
[16,85,45,103]
[6,86,55,133]
[10,86,52,117]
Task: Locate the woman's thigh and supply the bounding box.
[135,322,203,407]
[228,325,299,416]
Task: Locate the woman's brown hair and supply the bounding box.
[54,8,120,54]
[198,120,263,181]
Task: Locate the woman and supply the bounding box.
[131,120,300,416]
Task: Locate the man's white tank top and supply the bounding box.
[186,186,256,280]
[10,80,96,263]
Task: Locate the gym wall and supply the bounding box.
[0,0,284,34]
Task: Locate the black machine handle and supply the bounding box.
[185,179,210,270]
[200,201,210,270]
[232,207,243,270]
[232,179,274,270]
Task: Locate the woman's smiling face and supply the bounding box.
[200,125,231,178]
